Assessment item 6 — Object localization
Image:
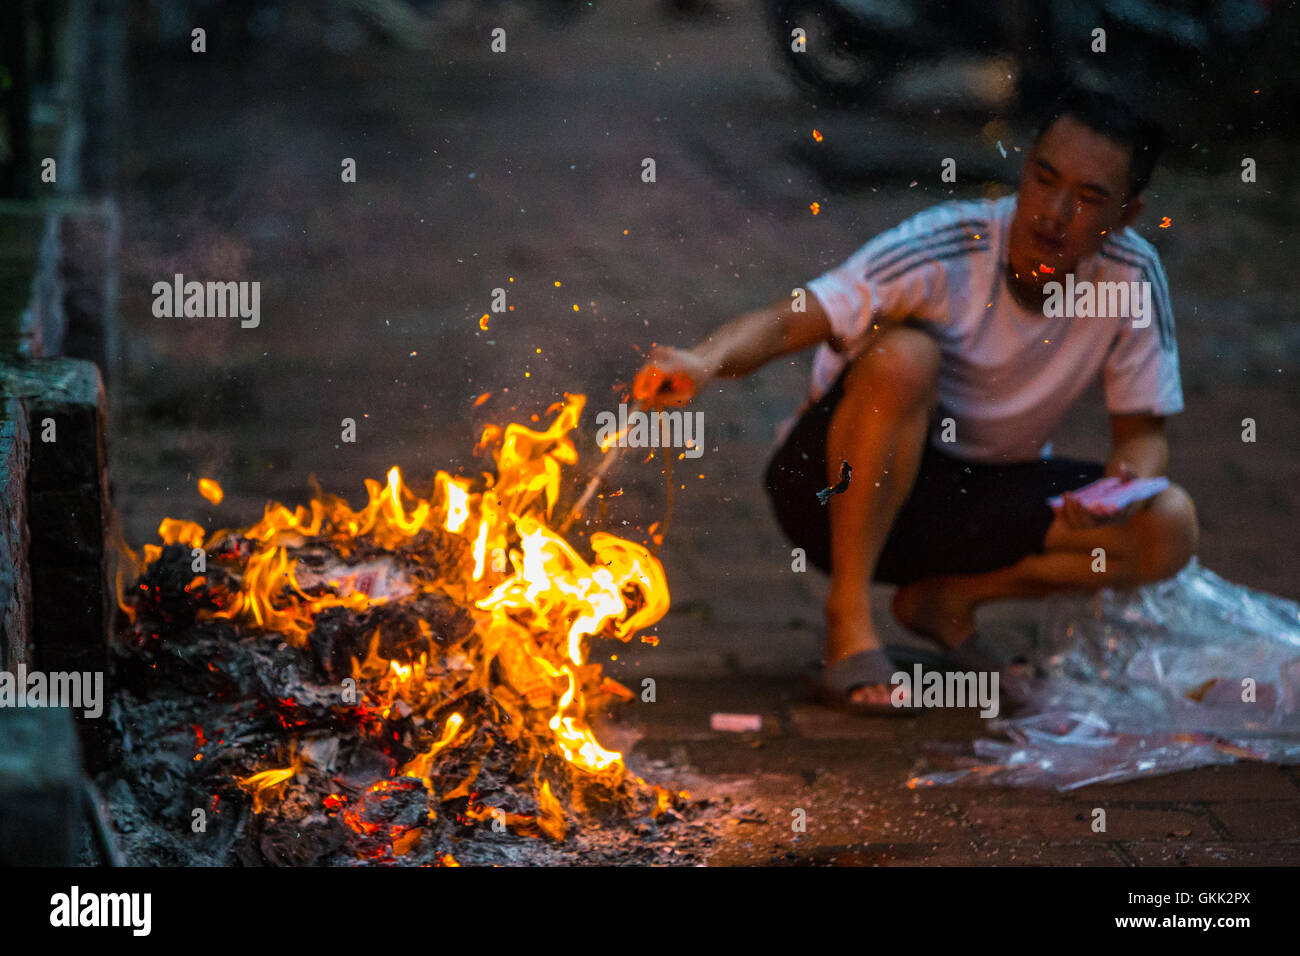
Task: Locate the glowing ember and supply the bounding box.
[199,478,224,505]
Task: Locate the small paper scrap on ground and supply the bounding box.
[711,713,762,733]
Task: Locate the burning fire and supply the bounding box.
[118,393,672,842]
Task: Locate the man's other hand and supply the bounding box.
[1055,461,1144,529]
[633,346,713,407]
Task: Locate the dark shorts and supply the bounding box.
[764,369,1105,585]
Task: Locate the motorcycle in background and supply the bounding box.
[765,0,1292,129]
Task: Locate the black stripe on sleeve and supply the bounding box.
[1099,249,1175,353]
[862,218,990,279]
[873,241,991,286]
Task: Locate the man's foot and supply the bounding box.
[826,603,906,707]
[814,648,916,717]
[846,676,893,708]
[891,577,977,649]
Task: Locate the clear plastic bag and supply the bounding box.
[909,559,1300,790]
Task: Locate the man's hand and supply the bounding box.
[632,346,714,407]
[1054,461,1143,530]
[628,296,832,406]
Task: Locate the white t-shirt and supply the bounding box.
[802,194,1184,463]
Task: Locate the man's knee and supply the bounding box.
[844,326,941,411]
[1131,483,1198,583]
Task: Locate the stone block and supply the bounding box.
[0,396,32,671]
[0,706,85,866]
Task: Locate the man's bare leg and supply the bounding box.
[892,484,1199,647]
[823,326,940,705]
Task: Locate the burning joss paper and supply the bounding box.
[115,394,679,863]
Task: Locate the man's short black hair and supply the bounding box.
[1033,86,1165,198]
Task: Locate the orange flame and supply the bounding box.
[138,393,670,815]
[236,765,297,813]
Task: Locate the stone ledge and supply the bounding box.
[0,357,110,670]
[1,356,112,769]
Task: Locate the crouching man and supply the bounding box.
[632,87,1198,715]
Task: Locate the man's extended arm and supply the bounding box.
[694,295,832,378]
[633,294,833,405]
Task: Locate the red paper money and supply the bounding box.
[1048,476,1170,516]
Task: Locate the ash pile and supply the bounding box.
[95,538,712,866]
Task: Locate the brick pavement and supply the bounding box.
[603,676,1300,865]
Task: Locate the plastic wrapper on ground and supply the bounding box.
[910,559,1300,790]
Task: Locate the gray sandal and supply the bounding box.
[812,648,919,718]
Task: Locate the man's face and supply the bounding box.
[1008,114,1143,285]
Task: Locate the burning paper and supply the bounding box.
[293,558,414,601]
[115,393,680,862]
